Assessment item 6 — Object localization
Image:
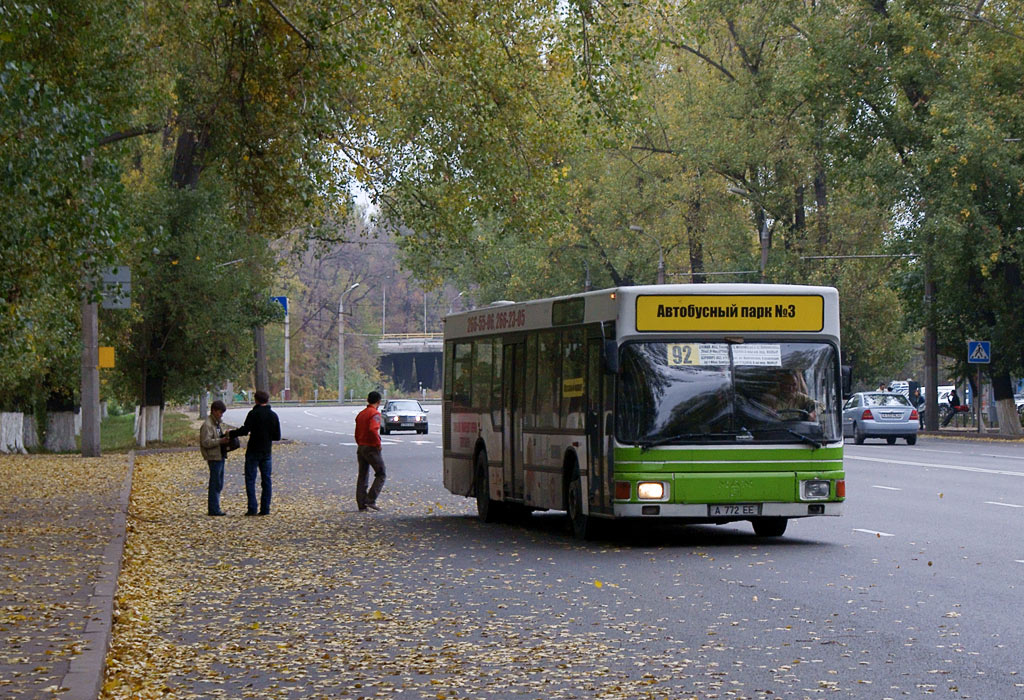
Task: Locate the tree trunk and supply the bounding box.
[134,405,164,447]
[44,412,77,452]
[992,372,1023,436]
[254,325,269,392]
[1,413,27,454]
[23,415,39,451]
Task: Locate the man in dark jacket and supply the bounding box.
[233,390,282,515]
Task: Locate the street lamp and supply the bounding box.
[629,225,665,284]
[448,290,465,314]
[338,282,359,405]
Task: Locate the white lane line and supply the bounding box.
[910,448,964,455]
[982,453,1024,461]
[853,528,895,537]
[1017,560,1024,564]
[871,485,902,491]
[985,501,1024,508]
[847,455,1024,477]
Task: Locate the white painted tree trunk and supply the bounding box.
[134,405,164,447]
[0,413,27,454]
[996,398,1024,437]
[44,412,77,452]
[23,415,39,450]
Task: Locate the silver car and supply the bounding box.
[843,392,918,445]
[380,399,429,435]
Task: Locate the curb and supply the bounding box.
[59,451,134,700]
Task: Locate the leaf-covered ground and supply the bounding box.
[0,454,129,697]
[102,448,722,699]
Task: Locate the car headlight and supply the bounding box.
[801,479,831,500]
[637,482,666,500]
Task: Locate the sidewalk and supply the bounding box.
[0,453,132,700]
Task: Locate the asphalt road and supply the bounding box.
[220,404,1024,698]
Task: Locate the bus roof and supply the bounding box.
[443,284,840,341]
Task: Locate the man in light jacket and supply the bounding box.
[199,400,232,516]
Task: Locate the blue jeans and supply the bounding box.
[244,452,273,514]
[207,460,225,514]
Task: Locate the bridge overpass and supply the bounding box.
[377,333,443,391]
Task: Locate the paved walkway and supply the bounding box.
[0,453,132,700]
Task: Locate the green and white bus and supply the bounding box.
[442,284,845,539]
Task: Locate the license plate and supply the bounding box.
[708,503,761,516]
[879,411,901,419]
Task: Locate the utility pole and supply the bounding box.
[80,289,100,457]
[338,283,359,404]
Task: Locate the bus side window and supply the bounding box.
[562,328,585,430]
[473,339,492,412]
[453,342,473,408]
[524,334,538,428]
[537,331,559,429]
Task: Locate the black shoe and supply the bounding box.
[365,504,380,512]
[245,511,259,516]
[208,511,227,516]
[258,511,270,516]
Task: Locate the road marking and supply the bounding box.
[982,453,1024,461]
[1017,560,1024,564]
[871,485,902,491]
[846,455,1024,477]
[853,528,894,537]
[985,501,1024,508]
[910,448,963,455]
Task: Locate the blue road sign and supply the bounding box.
[967,340,990,364]
[271,296,288,314]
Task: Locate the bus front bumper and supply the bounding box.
[614,502,844,518]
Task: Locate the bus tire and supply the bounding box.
[566,461,594,540]
[475,450,502,523]
[752,517,787,537]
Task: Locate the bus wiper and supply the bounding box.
[638,431,748,451]
[754,427,823,449]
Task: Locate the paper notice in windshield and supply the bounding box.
[666,343,730,366]
[732,344,782,366]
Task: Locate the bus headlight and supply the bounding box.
[637,482,666,500]
[801,480,831,500]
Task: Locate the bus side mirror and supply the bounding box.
[603,340,620,374]
[841,365,852,398]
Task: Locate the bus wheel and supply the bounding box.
[752,517,787,537]
[475,451,501,523]
[566,462,594,540]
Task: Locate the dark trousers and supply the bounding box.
[356,445,386,509]
[244,452,273,514]
[207,459,225,515]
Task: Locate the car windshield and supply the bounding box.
[387,401,422,411]
[864,393,911,407]
[616,341,841,446]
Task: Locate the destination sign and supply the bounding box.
[635,295,824,332]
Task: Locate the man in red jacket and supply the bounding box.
[354,391,387,511]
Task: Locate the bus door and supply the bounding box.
[502,341,526,501]
[586,339,609,513]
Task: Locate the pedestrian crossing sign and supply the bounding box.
[967,340,991,364]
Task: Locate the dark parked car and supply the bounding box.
[842,392,918,445]
[380,399,429,435]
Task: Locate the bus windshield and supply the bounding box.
[616,341,841,446]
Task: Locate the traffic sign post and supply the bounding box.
[272,297,290,400]
[967,340,991,433]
